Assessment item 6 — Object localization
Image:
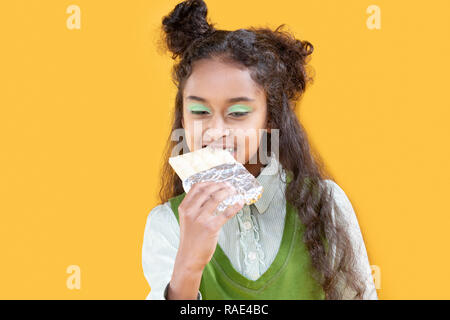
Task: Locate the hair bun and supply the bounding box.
[161,0,216,59]
[256,24,315,100]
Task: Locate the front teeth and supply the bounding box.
[207,145,235,153]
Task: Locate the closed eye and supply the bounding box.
[228,112,249,117]
[190,110,211,115]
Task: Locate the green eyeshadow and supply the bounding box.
[187,104,211,113]
[227,104,252,114]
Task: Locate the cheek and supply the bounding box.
[181,117,193,148]
[182,118,205,151]
[242,111,268,141]
[230,115,266,162]
[250,108,268,130]
[233,110,267,131]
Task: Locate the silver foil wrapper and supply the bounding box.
[182,162,264,215]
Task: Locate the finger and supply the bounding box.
[199,185,237,217]
[212,200,245,229]
[181,181,224,211]
[192,181,233,210]
[198,182,236,209]
[180,182,232,221]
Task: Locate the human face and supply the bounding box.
[181,58,268,166]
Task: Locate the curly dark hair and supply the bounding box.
[156,0,367,299]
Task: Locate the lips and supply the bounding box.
[203,144,237,154]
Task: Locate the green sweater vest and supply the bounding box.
[168,192,325,300]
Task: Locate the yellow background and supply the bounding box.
[1,0,449,299]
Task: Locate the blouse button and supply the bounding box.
[248,251,257,261]
[243,221,252,231]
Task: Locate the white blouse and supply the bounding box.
[142,155,378,300]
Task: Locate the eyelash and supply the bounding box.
[190,110,210,115]
[228,112,249,117]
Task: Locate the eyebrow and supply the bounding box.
[186,95,255,103]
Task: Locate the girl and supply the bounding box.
[142,0,378,300]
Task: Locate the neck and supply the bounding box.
[245,162,265,178]
[245,151,271,178]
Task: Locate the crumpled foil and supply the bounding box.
[182,162,264,215]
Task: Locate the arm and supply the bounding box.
[325,180,379,300]
[141,202,203,300]
[165,256,203,300]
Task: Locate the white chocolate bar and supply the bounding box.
[168,146,237,181]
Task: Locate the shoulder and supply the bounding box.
[321,179,350,200]
[143,201,180,240]
[321,179,354,210]
[321,179,359,229]
[146,201,175,222]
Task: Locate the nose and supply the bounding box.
[203,115,230,144]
